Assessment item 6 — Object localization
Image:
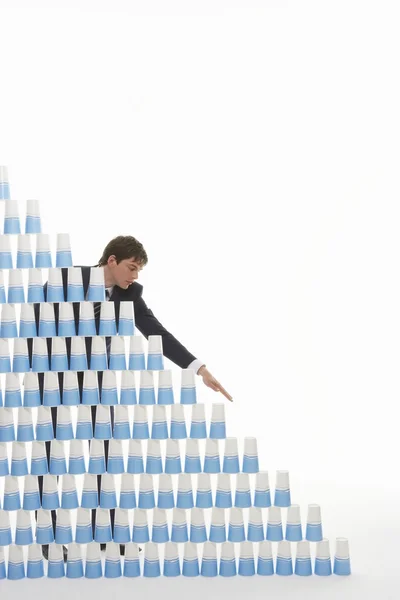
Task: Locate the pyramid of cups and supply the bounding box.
[0,166,350,579]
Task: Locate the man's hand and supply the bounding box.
[197,366,233,402]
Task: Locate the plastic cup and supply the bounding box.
[157,369,174,404]
[306,503,323,542]
[35,233,52,268]
[88,439,106,474]
[118,300,134,336]
[182,542,199,577]
[100,472,117,509]
[66,543,84,579]
[56,233,73,268]
[152,508,169,543]
[190,507,207,543]
[120,369,137,405]
[314,538,332,576]
[333,537,351,576]
[128,335,145,370]
[127,438,144,473]
[67,267,84,301]
[138,369,155,405]
[201,542,218,577]
[25,199,41,234]
[170,403,187,439]
[47,267,64,302]
[257,540,274,576]
[171,508,188,543]
[196,472,212,508]
[234,473,251,508]
[147,334,163,370]
[285,504,302,541]
[109,336,126,370]
[132,404,149,439]
[266,505,283,541]
[42,474,60,510]
[143,542,161,578]
[295,540,312,576]
[27,268,45,302]
[87,266,105,301]
[49,439,67,475]
[146,439,162,474]
[132,509,149,544]
[107,438,124,474]
[216,472,233,508]
[177,472,194,509]
[238,541,255,576]
[104,541,122,578]
[219,541,237,577]
[242,437,259,473]
[184,438,201,473]
[15,509,33,545]
[274,470,291,507]
[163,542,180,577]
[120,473,137,509]
[165,438,182,474]
[138,472,155,509]
[209,507,226,543]
[27,544,45,579]
[61,473,79,509]
[276,540,293,576]
[180,368,197,404]
[210,403,226,439]
[228,507,245,542]
[151,404,168,439]
[8,267,26,302]
[94,507,112,544]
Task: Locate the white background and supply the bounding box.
[0,0,399,598]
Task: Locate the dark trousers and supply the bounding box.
[34,371,116,539]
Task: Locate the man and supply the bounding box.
[95,235,231,398]
[32,235,232,561]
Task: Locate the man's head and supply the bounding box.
[97,235,148,289]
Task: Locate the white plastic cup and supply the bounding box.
[276,540,293,576]
[242,437,259,473]
[67,267,84,302]
[295,540,312,576]
[180,368,197,404]
[56,233,73,268]
[201,541,218,577]
[333,538,351,576]
[118,301,134,336]
[8,267,26,302]
[47,267,64,302]
[27,268,44,302]
[147,334,164,370]
[274,470,291,507]
[25,199,41,234]
[306,503,323,542]
[35,233,52,268]
[282,503,301,540]
[87,266,105,301]
[210,403,226,439]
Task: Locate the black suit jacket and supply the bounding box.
[30,265,197,370]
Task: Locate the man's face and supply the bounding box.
[107,256,144,289]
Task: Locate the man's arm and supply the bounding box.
[133,292,203,371]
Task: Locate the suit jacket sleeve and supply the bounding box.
[133,290,198,370]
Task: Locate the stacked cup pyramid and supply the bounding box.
[0,166,350,579]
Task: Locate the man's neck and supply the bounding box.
[101,265,115,288]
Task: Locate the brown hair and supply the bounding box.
[97,235,149,267]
